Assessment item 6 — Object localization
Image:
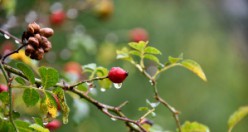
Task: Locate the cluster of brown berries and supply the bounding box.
[22,22,54,60]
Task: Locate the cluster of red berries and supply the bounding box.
[22,22,54,60]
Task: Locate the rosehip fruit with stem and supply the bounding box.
[45,119,61,131]
[108,67,128,83]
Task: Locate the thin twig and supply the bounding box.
[153,84,181,132]
[1,43,28,63]
[0,29,22,44]
[0,63,18,131]
[131,62,182,132]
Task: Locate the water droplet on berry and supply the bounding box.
[113,83,122,89]
[15,40,20,44]
[111,118,117,121]
[100,88,106,92]
[4,34,10,39]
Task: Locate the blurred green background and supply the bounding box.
[1,0,248,131]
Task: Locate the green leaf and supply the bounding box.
[0,118,14,131]
[53,87,70,124]
[14,120,32,132]
[32,117,43,127]
[129,50,141,57]
[128,41,148,51]
[22,88,40,107]
[0,92,9,104]
[96,67,112,89]
[144,54,160,64]
[12,111,21,119]
[29,124,49,132]
[15,77,26,85]
[40,92,58,118]
[138,107,149,111]
[16,62,35,84]
[228,106,248,132]
[83,63,97,71]
[116,47,132,61]
[181,121,210,132]
[181,59,207,81]
[77,84,88,92]
[38,67,59,89]
[168,56,183,64]
[144,46,161,55]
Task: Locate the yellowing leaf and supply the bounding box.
[181,121,210,132]
[40,92,58,118]
[181,59,207,81]
[53,88,70,124]
[228,106,248,132]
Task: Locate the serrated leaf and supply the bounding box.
[53,87,70,124]
[0,92,9,104]
[228,106,248,132]
[144,54,160,64]
[129,50,141,57]
[15,77,26,85]
[15,120,32,132]
[40,92,58,118]
[181,59,207,81]
[38,67,59,89]
[128,41,148,51]
[144,46,161,55]
[32,117,43,127]
[96,67,112,89]
[181,121,210,132]
[29,124,49,132]
[16,62,35,84]
[22,88,40,107]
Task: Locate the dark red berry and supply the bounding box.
[0,84,8,92]
[50,10,66,25]
[108,67,128,83]
[45,119,61,131]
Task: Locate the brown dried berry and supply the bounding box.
[25,45,35,56]
[30,52,38,59]
[34,34,42,43]
[36,53,44,60]
[28,37,39,47]
[43,41,52,52]
[27,22,40,34]
[40,28,54,38]
[37,48,44,54]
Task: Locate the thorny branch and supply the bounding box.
[131,61,182,132]
[0,29,147,131]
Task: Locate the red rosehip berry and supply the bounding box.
[0,84,8,92]
[45,119,61,131]
[108,67,128,83]
[50,10,66,25]
[129,28,148,42]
